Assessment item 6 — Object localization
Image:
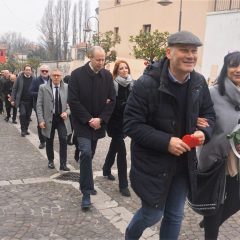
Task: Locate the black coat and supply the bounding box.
[107,84,131,138]
[30,76,50,110]
[123,58,216,208]
[68,62,116,140]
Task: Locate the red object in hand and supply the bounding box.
[182,134,200,148]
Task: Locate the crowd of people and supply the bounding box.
[0,30,240,240]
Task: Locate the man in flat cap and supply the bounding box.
[124,31,216,239]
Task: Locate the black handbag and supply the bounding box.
[188,159,226,216]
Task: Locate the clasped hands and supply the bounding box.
[89,118,101,130]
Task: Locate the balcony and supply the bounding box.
[209,0,240,12]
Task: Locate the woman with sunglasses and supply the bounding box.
[197,51,240,239]
[102,60,134,197]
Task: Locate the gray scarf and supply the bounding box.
[198,77,240,171]
[114,75,133,96]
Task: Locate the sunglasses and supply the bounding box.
[52,74,61,77]
[41,70,49,73]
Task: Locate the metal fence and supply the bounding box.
[209,0,240,11]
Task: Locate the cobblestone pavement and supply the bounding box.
[0,113,240,240]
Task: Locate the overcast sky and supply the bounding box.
[0,0,98,43]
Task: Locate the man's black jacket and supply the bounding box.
[123,57,216,208]
[68,62,116,140]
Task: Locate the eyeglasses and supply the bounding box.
[41,70,49,73]
[52,74,61,77]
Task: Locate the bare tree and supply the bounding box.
[38,0,96,60]
[78,0,83,43]
[54,0,63,61]
[39,0,55,60]
[72,3,77,46]
[84,0,91,42]
[0,32,31,57]
[62,0,71,60]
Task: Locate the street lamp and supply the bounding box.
[158,0,183,32]
[84,16,100,44]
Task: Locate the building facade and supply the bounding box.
[202,7,240,81]
[99,0,240,80]
[99,0,212,78]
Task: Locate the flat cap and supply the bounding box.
[168,31,203,47]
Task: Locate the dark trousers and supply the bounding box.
[0,97,3,113]
[204,175,240,240]
[46,115,67,167]
[19,101,32,132]
[34,110,46,143]
[102,136,128,189]
[77,137,98,195]
[5,96,17,120]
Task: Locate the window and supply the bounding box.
[114,27,119,40]
[115,0,121,5]
[114,27,119,35]
[143,24,151,33]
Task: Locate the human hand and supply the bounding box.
[168,137,191,156]
[7,94,12,102]
[89,118,101,130]
[60,112,68,120]
[39,122,46,129]
[192,130,205,145]
[197,117,209,128]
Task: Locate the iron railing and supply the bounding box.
[209,0,240,12]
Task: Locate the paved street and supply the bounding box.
[0,113,240,240]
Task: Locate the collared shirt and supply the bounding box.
[168,68,190,84]
[24,74,31,78]
[89,62,99,74]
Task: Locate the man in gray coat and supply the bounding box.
[37,69,71,171]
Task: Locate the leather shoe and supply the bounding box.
[4,117,9,122]
[60,165,70,171]
[39,142,45,149]
[48,162,55,169]
[74,149,80,162]
[21,132,26,137]
[120,187,131,197]
[90,189,97,195]
[104,174,115,181]
[199,219,204,228]
[26,131,30,135]
[81,194,91,211]
[12,120,17,124]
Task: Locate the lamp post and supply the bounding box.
[158,0,183,32]
[84,16,100,44]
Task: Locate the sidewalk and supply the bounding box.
[0,113,239,240]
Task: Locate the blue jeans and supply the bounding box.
[77,137,98,195]
[125,174,188,240]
